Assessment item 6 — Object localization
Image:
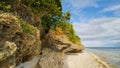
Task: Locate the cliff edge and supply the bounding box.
[0,0,84,68]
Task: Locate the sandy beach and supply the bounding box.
[16,51,109,68]
[16,56,40,68]
[63,51,109,68]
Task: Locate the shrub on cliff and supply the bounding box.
[56,21,80,43]
[22,0,62,16]
[0,1,11,12]
[1,0,81,44]
[18,17,37,35]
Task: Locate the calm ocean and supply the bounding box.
[86,47,120,68]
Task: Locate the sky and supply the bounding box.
[62,0,120,47]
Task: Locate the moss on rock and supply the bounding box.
[18,17,37,35]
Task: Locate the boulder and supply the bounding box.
[37,48,64,68]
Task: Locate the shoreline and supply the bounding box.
[16,51,110,68]
[87,51,109,68]
[86,48,118,68]
[63,51,110,68]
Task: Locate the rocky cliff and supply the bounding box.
[0,0,84,68]
[0,11,41,67]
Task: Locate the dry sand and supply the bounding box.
[63,51,109,68]
[16,56,40,68]
[16,51,109,68]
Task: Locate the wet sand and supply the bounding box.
[63,51,109,68]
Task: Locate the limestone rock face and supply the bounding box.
[0,11,41,66]
[0,41,17,68]
[0,11,22,45]
[0,8,84,68]
[35,29,84,68]
[13,32,41,65]
[42,29,84,53]
[5,0,42,32]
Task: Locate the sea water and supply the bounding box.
[86,47,120,68]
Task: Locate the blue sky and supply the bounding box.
[62,0,120,47]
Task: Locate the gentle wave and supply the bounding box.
[86,47,120,68]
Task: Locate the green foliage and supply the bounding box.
[22,0,62,33]
[22,0,62,16]
[41,10,79,43]
[0,0,79,43]
[63,11,71,20]
[20,0,62,34]
[18,17,37,35]
[0,0,80,44]
[22,0,35,7]
[22,0,79,43]
[67,25,80,43]
[0,2,11,12]
[56,21,80,43]
[41,18,49,31]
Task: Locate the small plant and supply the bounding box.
[18,17,37,35]
[55,27,63,35]
[0,2,11,12]
[41,18,49,31]
[56,21,80,43]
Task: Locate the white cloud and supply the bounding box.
[102,4,120,12]
[62,0,100,22]
[73,17,120,47]
[62,0,120,47]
